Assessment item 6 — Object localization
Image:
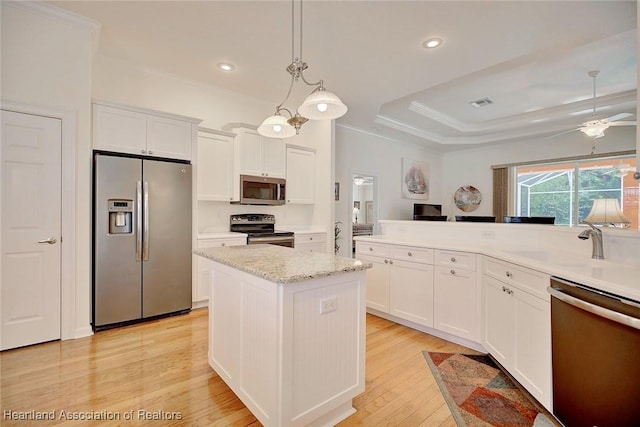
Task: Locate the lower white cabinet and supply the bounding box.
[433,265,478,341]
[482,257,552,410]
[294,232,326,253]
[195,236,246,305]
[356,242,434,327]
[389,260,434,327]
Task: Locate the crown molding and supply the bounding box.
[4,1,101,53]
[409,90,637,134]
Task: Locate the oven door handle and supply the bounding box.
[248,236,294,244]
[548,286,640,331]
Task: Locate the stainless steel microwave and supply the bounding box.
[235,175,286,205]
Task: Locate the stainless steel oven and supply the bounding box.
[230,214,294,248]
[548,277,640,427]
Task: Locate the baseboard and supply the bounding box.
[366,308,486,353]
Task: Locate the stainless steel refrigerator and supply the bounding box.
[93,153,192,330]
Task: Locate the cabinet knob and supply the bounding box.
[369,247,373,251]
[384,259,388,264]
[141,149,146,154]
[389,260,394,265]
[407,251,412,256]
[450,269,456,275]
[506,271,512,278]
[450,257,456,262]
[310,237,313,240]
[221,243,225,247]
[148,150,153,154]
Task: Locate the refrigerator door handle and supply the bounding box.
[143,181,150,261]
[136,181,143,262]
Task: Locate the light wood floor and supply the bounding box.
[1,309,474,426]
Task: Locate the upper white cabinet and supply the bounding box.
[93,102,200,161]
[229,125,285,178]
[286,145,316,204]
[197,128,235,201]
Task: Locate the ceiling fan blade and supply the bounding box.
[544,128,580,139]
[606,112,633,122]
[609,121,636,126]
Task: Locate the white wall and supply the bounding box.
[1,2,95,338]
[334,126,444,256]
[442,127,637,218]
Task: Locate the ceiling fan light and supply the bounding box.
[257,114,297,138]
[299,90,348,120]
[579,122,610,138]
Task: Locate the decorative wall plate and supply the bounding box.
[454,185,482,212]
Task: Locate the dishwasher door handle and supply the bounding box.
[548,286,640,331]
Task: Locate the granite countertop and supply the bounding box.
[194,244,372,283]
[355,235,640,302]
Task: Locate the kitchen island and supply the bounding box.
[193,245,372,427]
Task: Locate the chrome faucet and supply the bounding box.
[578,221,604,259]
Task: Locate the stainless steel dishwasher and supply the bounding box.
[548,277,640,427]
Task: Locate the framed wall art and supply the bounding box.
[401,158,429,200]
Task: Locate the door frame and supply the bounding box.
[349,169,378,255]
[1,100,78,341]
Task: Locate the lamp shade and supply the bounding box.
[584,198,630,225]
[257,114,297,138]
[298,89,348,120]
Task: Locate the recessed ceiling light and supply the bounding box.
[422,38,443,49]
[218,63,235,72]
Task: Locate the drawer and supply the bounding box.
[484,257,550,299]
[198,237,246,248]
[295,233,326,244]
[356,241,388,257]
[390,245,434,264]
[435,250,476,271]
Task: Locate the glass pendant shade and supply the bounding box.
[298,89,348,120]
[257,114,297,138]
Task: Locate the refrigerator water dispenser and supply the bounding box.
[108,199,133,234]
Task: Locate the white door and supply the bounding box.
[1,110,62,350]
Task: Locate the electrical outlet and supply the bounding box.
[320,297,337,314]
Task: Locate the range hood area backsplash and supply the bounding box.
[197,201,315,233]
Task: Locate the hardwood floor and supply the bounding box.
[1,309,473,426]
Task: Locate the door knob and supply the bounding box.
[37,237,57,244]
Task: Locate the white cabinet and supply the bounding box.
[286,146,316,204]
[231,125,285,178]
[294,232,326,253]
[356,242,434,327]
[482,257,552,410]
[197,128,235,201]
[195,236,246,306]
[93,102,199,161]
[433,250,479,342]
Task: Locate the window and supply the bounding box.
[514,155,638,229]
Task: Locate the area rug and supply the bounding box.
[423,351,555,427]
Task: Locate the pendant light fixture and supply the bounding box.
[257,0,347,139]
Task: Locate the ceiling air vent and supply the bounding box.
[469,98,493,108]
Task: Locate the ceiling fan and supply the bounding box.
[604,161,635,177]
[547,70,636,139]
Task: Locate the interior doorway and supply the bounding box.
[351,173,377,257]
